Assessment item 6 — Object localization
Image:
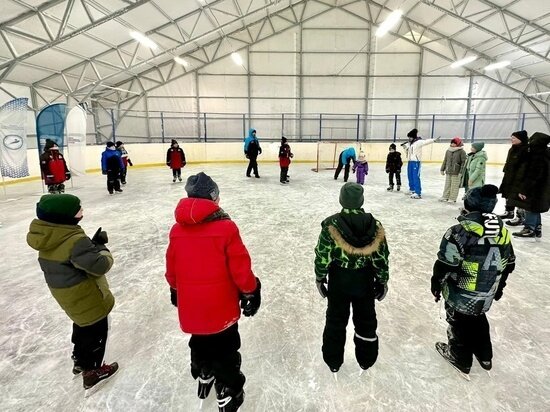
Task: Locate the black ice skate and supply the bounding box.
[173,177,177,182]
[83,362,119,396]
[396,185,401,191]
[475,356,492,371]
[512,228,536,239]
[387,185,394,191]
[197,371,215,399]
[435,342,470,380]
[215,383,244,412]
[535,225,542,239]
[72,355,83,375]
[498,211,514,219]
[178,177,182,182]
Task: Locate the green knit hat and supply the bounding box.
[472,142,485,152]
[339,182,364,209]
[36,194,81,224]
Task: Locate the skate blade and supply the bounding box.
[198,399,203,410]
[83,369,119,398]
[332,372,338,382]
[435,347,470,381]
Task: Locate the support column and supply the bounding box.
[195,72,201,140]
[247,46,251,132]
[143,93,152,142]
[464,73,474,139]
[297,23,303,141]
[415,49,424,128]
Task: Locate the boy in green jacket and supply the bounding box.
[27,194,118,392]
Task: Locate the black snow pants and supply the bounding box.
[322,270,378,371]
[106,170,121,193]
[445,303,492,369]
[71,317,109,371]
[334,152,351,182]
[246,156,259,177]
[388,171,401,186]
[189,323,245,393]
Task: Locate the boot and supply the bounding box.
[498,211,514,219]
[535,224,542,239]
[386,184,394,191]
[173,177,176,183]
[197,371,215,399]
[82,362,119,390]
[512,228,536,238]
[396,185,401,192]
[435,342,470,375]
[215,382,244,412]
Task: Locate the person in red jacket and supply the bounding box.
[40,139,71,193]
[166,139,186,182]
[165,172,261,412]
[278,136,293,184]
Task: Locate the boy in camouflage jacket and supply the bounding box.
[314,183,390,372]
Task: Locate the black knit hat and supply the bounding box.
[389,143,396,150]
[185,172,219,201]
[36,194,81,225]
[115,140,123,147]
[44,139,57,151]
[106,141,115,148]
[407,129,418,138]
[464,184,498,213]
[281,136,287,143]
[339,182,364,209]
[171,139,178,145]
[511,130,528,144]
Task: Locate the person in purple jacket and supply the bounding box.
[353,152,369,185]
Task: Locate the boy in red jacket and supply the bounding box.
[278,136,293,184]
[165,172,261,412]
[166,139,186,182]
[40,139,71,193]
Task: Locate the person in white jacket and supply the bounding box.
[401,129,439,199]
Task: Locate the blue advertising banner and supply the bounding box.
[36,103,67,154]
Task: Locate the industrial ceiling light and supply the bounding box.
[450,55,478,68]
[375,10,403,37]
[130,31,158,50]
[174,56,189,67]
[231,52,243,65]
[484,61,511,70]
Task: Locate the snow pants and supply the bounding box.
[246,156,259,177]
[106,170,121,193]
[442,174,461,201]
[71,317,108,371]
[334,152,352,182]
[388,171,401,187]
[322,287,378,371]
[445,303,492,370]
[407,161,422,195]
[356,168,367,185]
[189,323,245,393]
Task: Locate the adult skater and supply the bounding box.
[498,131,529,225]
[334,147,356,182]
[101,142,124,194]
[166,139,186,182]
[385,143,403,191]
[461,142,487,192]
[39,139,70,194]
[508,132,550,239]
[439,137,467,203]
[165,172,261,412]
[315,183,390,373]
[402,129,439,199]
[244,128,262,178]
[115,141,133,185]
[26,194,118,391]
[431,184,515,378]
[278,136,293,184]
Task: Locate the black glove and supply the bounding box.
[170,288,177,307]
[374,280,388,301]
[102,170,107,175]
[431,275,442,302]
[494,271,510,301]
[91,227,108,245]
[65,172,71,180]
[316,279,328,298]
[128,160,133,166]
[258,148,262,155]
[240,277,261,317]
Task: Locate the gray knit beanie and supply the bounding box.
[185,172,219,201]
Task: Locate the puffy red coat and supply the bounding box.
[40,150,69,185]
[165,198,257,335]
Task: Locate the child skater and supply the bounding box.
[115,141,133,185]
[278,136,293,184]
[40,139,71,194]
[385,143,402,191]
[101,142,124,195]
[431,184,515,379]
[353,151,369,185]
[166,139,186,182]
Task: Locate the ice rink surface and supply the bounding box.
[0,161,548,412]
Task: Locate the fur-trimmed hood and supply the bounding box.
[328,224,385,256]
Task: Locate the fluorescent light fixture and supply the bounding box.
[450,55,478,68]
[375,10,403,37]
[130,31,158,50]
[174,56,189,67]
[484,61,511,70]
[529,91,550,96]
[231,52,243,65]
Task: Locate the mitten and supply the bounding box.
[258,148,262,155]
[385,168,390,173]
[66,172,71,180]
[182,162,186,167]
[91,227,108,245]
[170,288,177,307]
[440,170,445,176]
[166,163,170,167]
[430,274,442,302]
[290,153,294,158]
[316,279,328,298]
[374,280,388,301]
[128,160,133,166]
[494,272,509,301]
[240,277,261,317]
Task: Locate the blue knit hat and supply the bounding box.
[464,184,498,213]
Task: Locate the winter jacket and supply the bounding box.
[314,209,389,295]
[165,198,257,335]
[166,147,186,170]
[461,150,487,189]
[507,132,550,213]
[403,138,436,162]
[432,212,515,316]
[27,219,115,326]
[340,147,356,164]
[353,161,369,175]
[40,149,70,185]
[244,129,262,157]
[499,142,529,199]
[101,148,124,174]
[441,147,467,176]
[279,143,293,168]
[385,151,402,173]
[116,147,131,168]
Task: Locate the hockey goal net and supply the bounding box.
[312,142,363,172]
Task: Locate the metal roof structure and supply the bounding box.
[0,0,549,125]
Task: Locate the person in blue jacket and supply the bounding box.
[334,147,357,182]
[244,128,262,178]
[101,141,124,195]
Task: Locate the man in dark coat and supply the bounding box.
[498,130,529,224]
[508,132,550,239]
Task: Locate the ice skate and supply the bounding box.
[396,185,401,191]
[386,185,393,191]
[71,355,83,376]
[535,225,542,239]
[114,189,123,194]
[83,362,119,397]
[410,193,422,199]
[475,356,492,371]
[280,181,288,185]
[173,178,177,183]
[215,383,244,412]
[498,211,514,219]
[197,372,215,400]
[438,198,448,202]
[435,342,470,381]
[512,228,536,239]
[178,177,182,182]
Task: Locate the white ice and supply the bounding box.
[0,162,548,412]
